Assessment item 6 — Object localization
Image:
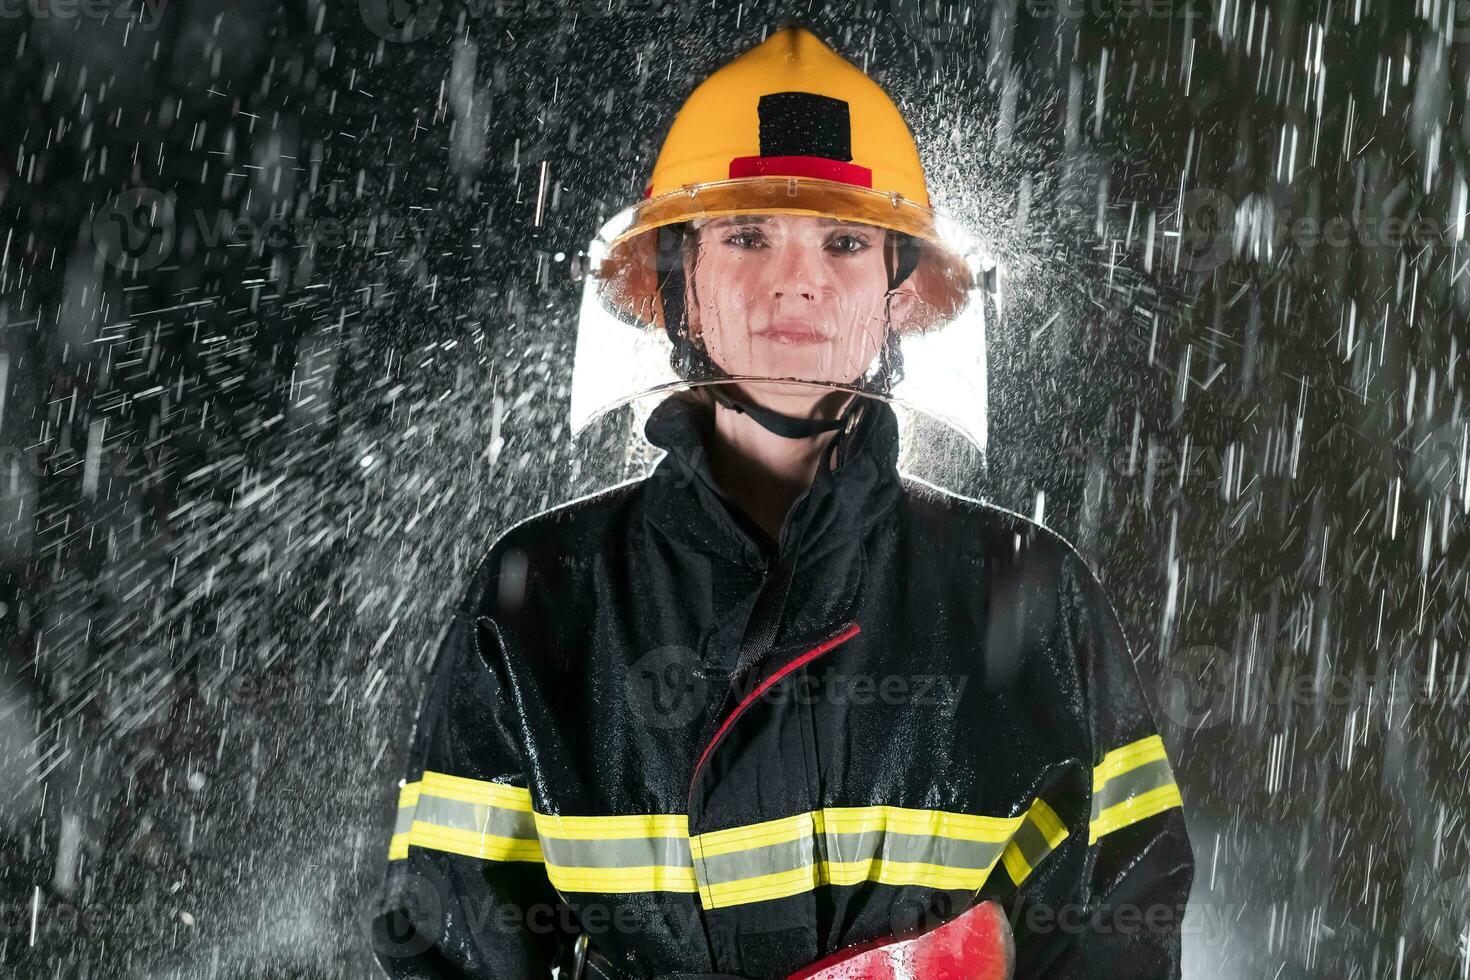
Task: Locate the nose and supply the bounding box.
[768,240,826,302]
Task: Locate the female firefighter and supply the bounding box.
[371,26,1194,980]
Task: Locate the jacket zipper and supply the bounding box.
[689,620,861,798]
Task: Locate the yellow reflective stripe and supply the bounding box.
[420,770,533,810]
[817,805,1023,842]
[1001,798,1069,885]
[693,805,1023,859]
[392,773,695,883]
[546,863,699,894]
[692,806,1032,910]
[389,774,539,862]
[535,811,690,840]
[1090,784,1184,845]
[1093,735,1169,790]
[386,769,1091,908]
[695,812,814,857]
[408,825,546,862]
[1000,845,1028,886]
[702,856,1001,908]
[536,812,692,893]
[829,857,994,890]
[388,782,420,860]
[1089,735,1183,844]
[1030,798,1067,843]
[705,864,818,906]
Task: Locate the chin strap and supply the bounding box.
[707,385,847,439]
[885,228,921,292]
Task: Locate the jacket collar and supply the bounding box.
[640,390,903,568]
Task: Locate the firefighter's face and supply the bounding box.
[685,214,905,395]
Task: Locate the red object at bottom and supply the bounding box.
[787,901,1015,980]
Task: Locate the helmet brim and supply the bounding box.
[593,177,982,334]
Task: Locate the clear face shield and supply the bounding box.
[571,178,996,452]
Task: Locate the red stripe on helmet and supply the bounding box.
[728,155,874,188]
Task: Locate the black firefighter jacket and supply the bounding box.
[371,391,1195,980]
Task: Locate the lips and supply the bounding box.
[755,321,828,345]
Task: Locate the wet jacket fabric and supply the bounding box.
[371,392,1194,980]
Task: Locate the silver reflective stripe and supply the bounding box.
[699,828,1009,888]
[390,769,1071,906]
[1092,757,1176,819]
[699,835,812,886]
[1007,813,1058,870]
[827,830,1004,871]
[538,836,694,870]
[411,794,538,839]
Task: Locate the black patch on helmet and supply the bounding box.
[757,91,852,161]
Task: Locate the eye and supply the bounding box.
[722,228,767,250]
[825,231,872,255]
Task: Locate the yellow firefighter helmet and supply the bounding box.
[573,25,992,450]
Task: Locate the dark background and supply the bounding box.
[1,1,1467,977]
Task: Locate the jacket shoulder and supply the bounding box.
[897,475,1084,568]
[897,478,1131,657]
[460,477,647,620]
[493,476,644,555]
